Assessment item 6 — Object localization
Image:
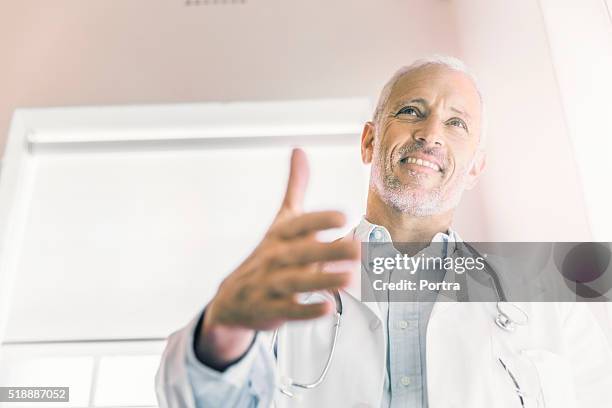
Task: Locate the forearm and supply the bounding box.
[156,311,278,408]
[195,304,256,371]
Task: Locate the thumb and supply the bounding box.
[280,148,309,214]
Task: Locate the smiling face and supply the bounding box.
[362,64,486,216]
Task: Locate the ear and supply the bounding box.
[361,121,376,164]
[464,149,486,190]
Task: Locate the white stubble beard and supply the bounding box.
[370,146,475,217]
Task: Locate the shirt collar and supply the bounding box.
[353,216,462,257]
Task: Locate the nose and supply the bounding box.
[413,117,444,147]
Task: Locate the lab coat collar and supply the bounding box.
[341,216,462,321]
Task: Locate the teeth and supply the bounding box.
[403,156,440,171]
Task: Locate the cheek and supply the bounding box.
[377,122,410,159]
[383,120,414,141]
[447,139,478,165]
[449,150,478,178]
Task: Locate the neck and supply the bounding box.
[365,188,454,243]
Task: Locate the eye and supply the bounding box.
[396,106,422,117]
[447,117,468,131]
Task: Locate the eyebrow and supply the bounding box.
[404,97,428,106]
[390,97,428,112]
[392,97,472,120]
[450,106,471,119]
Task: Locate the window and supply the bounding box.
[0,340,163,407]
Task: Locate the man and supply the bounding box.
[156,56,612,407]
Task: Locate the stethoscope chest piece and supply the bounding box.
[495,302,529,332]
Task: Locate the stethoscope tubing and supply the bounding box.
[272,239,529,396]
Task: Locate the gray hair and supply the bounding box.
[372,55,487,148]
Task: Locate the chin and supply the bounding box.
[393,202,441,217]
[396,180,442,196]
[382,190,441,216]
[396,172,442,189]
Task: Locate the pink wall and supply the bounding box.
[0,0,592,241]
[448,0,591,241]
[0,0,459,152]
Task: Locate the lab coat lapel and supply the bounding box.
[427,244,503,407]
[429,243,464,320]
[333,229,383,322]
[430,239,490,320]
[426,302,500,408]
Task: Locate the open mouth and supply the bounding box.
[399,156,442,172]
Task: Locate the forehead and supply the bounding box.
[387,65,482,116]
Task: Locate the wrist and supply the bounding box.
[194,303,256,371]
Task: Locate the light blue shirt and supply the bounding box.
[185,217,458,407]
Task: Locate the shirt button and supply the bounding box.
[373,229,383,240]
[400,376,411,387]
[397,320,409,329]
[369,318,381,331]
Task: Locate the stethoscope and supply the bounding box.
[270,290,343,396]
[459,242,530,332]
[271,241,529,396]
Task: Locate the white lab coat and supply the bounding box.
[156,229,612,407]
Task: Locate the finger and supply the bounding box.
[271,300,332,321]
[271,239,360,268]
[280,148,309,214]
[267,262,320,277]
[272,211,346,240]
[267,271,352,297]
